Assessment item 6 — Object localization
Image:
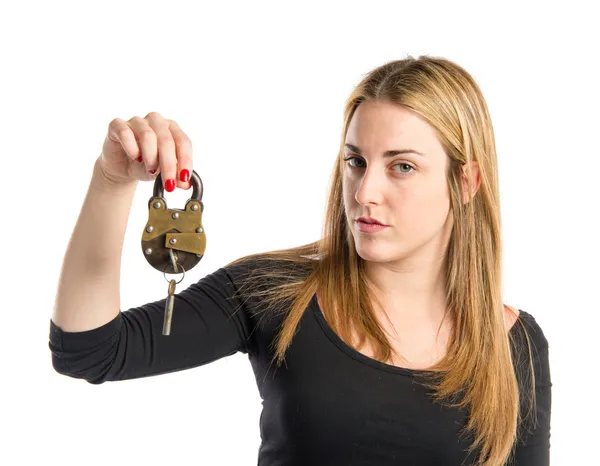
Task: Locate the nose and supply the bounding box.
[354,168,384,206]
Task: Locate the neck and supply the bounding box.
[363,253,449,327]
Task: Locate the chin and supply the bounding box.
[354,242,399,263]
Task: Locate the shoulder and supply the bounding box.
[509,308,552,449]
[503,304,549,346]
[511,308,548,345]
[503,304,520,332]
[508,309,548,374]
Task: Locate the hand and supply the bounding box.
[98,112,193,191]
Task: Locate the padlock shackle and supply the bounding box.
[153,170,203,201]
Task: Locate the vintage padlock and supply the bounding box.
[141,170,207,275]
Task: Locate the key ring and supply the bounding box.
[163,262,186,284]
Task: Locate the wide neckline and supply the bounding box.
[310,292,436,376]
[309,292,524,377]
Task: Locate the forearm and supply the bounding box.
[51,156,139,332]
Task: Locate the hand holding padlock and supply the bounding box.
[99,112,194,188]
[97,112,203,336]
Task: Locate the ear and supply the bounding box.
[461,161,481,204]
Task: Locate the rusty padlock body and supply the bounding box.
[141,170,206,274]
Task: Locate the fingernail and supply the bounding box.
[180,169,190,182]
[165,179,175,192]
[148,169,157,175]
[136,155,143,163]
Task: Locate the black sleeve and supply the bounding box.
[49,261,257,384]
[512,312,552,465]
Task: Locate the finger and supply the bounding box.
[146,112,177,192]
[107,118,140,162]
[168,119,193,190]
[128,116,158,171]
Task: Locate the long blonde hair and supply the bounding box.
[225,55,537,466]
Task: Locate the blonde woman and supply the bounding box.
[50,56,551,466]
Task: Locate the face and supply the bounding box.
[342,100,454,264]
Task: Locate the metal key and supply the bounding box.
[162,279,176,335]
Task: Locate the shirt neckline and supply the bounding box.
[309,292,437,377]
[309,292,524,377]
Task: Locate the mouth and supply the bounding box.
[356,219,389,233]
[356,217,386,226]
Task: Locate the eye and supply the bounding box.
[393,163,415,174]
[342,156,415,176]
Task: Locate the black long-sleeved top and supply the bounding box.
[49,258,551,465]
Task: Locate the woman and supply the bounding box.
[50,56,551,466]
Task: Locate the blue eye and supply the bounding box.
[342,156,415,175]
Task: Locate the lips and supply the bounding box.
[357,217,385,226]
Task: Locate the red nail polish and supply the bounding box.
[165,179,175,192]
[180,169,190,182]
[148,169,157,175]
[136,155,143,163]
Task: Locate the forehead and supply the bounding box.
[346,100,441,154]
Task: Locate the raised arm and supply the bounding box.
[49,262,257,384]
[49,113,258,383]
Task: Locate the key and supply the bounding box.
[162,279,177,335]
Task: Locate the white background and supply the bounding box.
[1,0,598,464]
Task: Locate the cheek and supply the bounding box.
[342,176,354,207]
[394,186,450,229]
[411,189,451,227]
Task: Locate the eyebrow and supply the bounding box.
[344,143,425,158]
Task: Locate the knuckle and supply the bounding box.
[139,127,155,136]
[146,111,163,120]
[174,134,192,150]
[139,128,156,141]
[161,162,176,175]
[158,132,174,145]
[108,118,126,132]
